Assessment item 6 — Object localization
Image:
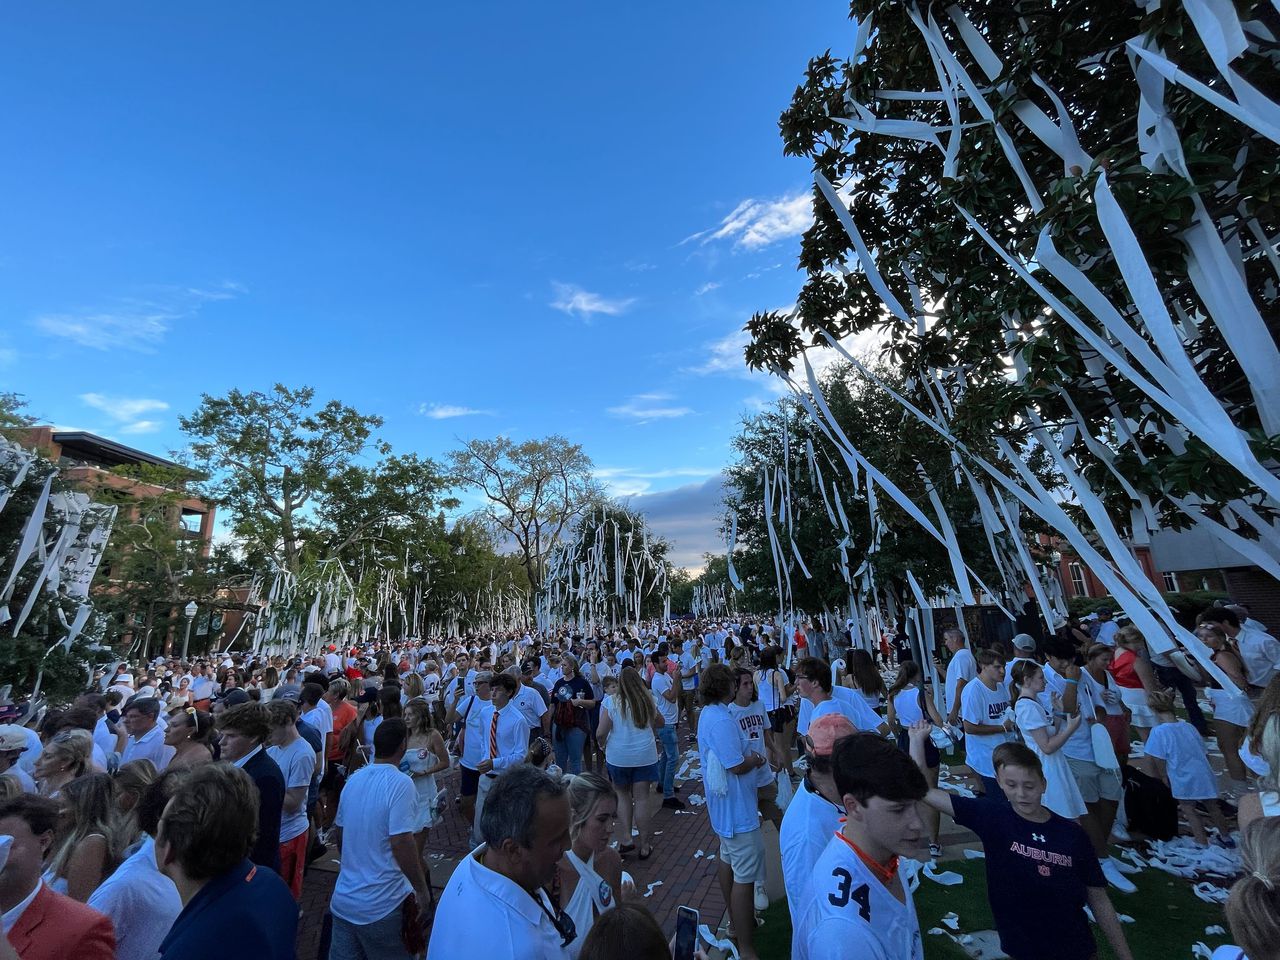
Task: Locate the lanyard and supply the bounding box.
[833,831,898,886]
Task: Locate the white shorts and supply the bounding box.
[718,829,765,884]
[1118,685,1156,728]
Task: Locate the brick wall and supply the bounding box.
[1224,567,1280,633]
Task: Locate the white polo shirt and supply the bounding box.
[428,846,567,960]
[512,684,548,731]
[121,724,173,771]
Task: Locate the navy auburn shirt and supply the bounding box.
[159,859,297,960]
[951,795,1104,960]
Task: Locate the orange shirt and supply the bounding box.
[326,700,358,760]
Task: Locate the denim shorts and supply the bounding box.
[607,761,659,786]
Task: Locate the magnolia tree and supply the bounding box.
[743,0,1280,681]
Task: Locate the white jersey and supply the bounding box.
[797,832,923,960]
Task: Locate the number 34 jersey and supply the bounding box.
[795,832,923,960]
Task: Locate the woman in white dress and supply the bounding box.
[555,772,624,960]
[1195,623,1255,786]
[403,699,450,859]
[1012,661,1087,820]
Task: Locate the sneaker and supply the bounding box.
[1110,821,1131,842]
[754,882,769,911]
[662,796,686,810]
[928,843,943,861]
[1101,858,1137,893]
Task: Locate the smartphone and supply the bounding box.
[674,905,699,960]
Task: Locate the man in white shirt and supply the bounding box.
[942,628,976,727]
[779,714,856,960]
[650,653,684,809]
[959,650,1015,798]
[429,765,572,960]
[1201,607,1280,689]
[473,674,533,847]
[331,719,430,960]
[265,700,317,900]
[795,658,888,737]
[698,664,768,960]
[514,660,552,737]
[323,646,342,674]
[88,769,183,960]
[675,640,700,730]
[794,734,929,960]
[299,682,333,778]
[121,698,172,771]
[1003,633,1039,686]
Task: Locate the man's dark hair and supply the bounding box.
[491,673,518,696]
[976,648,1005,668]
[479,764,567,849]
[157,763,258,881]
[1042,636,1078,663]
[123,697,161,719]
[698,663,736,704]
[0,794,59,836]
[53,706,99,733]
[373,717,408,759]
[831,733,928,804]
[797,657,834,693]
[1199,607,1240,629]
[216,702,271,742]
[138,768,189,837]
[300,682,324,707]
[75,694,108,714]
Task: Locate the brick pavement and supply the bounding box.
[295,743,728,960]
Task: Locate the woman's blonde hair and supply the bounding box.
[43,729,93,779]
[566,772,614,840]
[48,772,124,881]
[114,758,158,810]
[1114,625,1145,650]
[612,667,656,729]
[402,673,425,699]
[1226,818,1280,960]
[0,773,22,802]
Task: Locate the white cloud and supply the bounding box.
[685,328,751,376]
[80,393,169,422]
[549,282,636,320]
[119,420,162,435]
[685,314,885,383]
[606,393,693,423]
[595,465,720,497]
[694,281,722,296]
[34,281,244,352]
[683,191,813,250]
[417,403,493,420]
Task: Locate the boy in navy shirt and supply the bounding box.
[908,724,1132,960]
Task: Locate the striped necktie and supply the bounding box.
[489,709,499,758]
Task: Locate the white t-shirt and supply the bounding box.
[1042,663,1101,763]
[678,651,699,690]
[798,690,883,737]
[651,673,679,726]
[331,763,418,924]
[696,703,758,838]
[779,780,844,960]
[1095,621,1119,646]
[422,673,441,702]
[945,648,977,715]
[727,700,773,787]
[1145,720,1218,800]
[797,832,924,960]
[959,679,1013,778]
[268,737,317,843]
[456,694,489,770]
[511,684,547,731]
[601,695,659,768]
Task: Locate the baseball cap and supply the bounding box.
[218,689,251,708]
[807,714,857,757]
[0,725,28,753]
[1011,633,1037,652]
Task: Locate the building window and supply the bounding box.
[1163,572,1178,592]
[1068,562,1087,597]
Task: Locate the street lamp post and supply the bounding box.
[181,601,198,661]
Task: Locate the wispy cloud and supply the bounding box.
[694,281,722,296]
[606,392,693,423]
[417,403,493,420]
[549,282,636,321]
[119,420,163,435]
[595,466,719,498]
[79,393,170,436]
[684,328,751,377]
[80,393,169,421]
[34,281,244,352]
[681,191,813,250]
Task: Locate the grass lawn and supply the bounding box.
[754,857,1231,959]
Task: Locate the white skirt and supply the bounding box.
[1207,687,1255,729]
[1118,685,1156,728]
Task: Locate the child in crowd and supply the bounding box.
[908,723,1133,960]
[1144,690,1235,847]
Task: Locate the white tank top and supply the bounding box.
[892,687,925,727]
[757,669,783,712]
[563,850,614,960]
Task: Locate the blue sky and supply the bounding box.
[0,2,856,567]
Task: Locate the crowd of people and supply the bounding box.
[0,605,1277,959]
